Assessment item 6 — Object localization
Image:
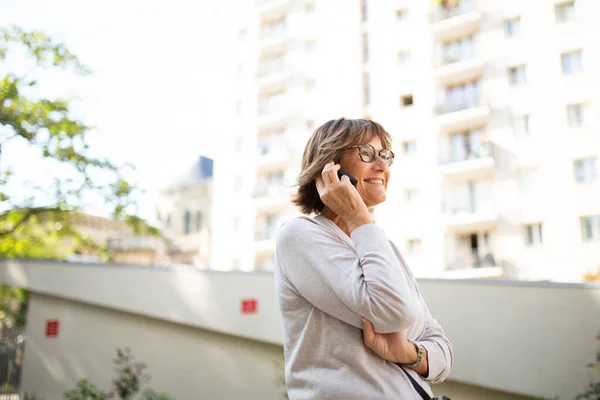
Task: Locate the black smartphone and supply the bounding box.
[337,170,358,187]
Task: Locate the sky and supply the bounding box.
[1,0,240,221]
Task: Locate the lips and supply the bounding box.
[364,178,384,185]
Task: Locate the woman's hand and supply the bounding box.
[362,318,430,376]
[362,318,415,364]
[315,162,371,230]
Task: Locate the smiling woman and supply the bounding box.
[274,118,453,400]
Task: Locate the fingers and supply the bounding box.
[362,318,375,348]
[321,161,340,185]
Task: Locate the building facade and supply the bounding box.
[220,0,600,281]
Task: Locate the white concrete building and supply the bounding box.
[155,156,213,268]
[219,0,600,281]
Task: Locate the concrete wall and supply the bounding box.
[1,259,599,400]
[23,293,284,400]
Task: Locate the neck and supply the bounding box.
[320,207,352,237]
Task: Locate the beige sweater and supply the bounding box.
[274,215,453,400]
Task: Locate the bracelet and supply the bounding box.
[399,339,423,369]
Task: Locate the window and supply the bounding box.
[403,140,417,155]
[555,1,575,23]
[235,101,242,116]
[513,114,530,137]
[567,104,585,127]
[234,137,244,152]
[400,94,414,107]
[306,120,314,130]
[196,211,202,232]
[305,2,315,13]
[504,17,521,37]
[305,78,316,90]
[448,129,485,162]
[581,215,600,241]
[508,65,527,86]
[561,50,582,74]
[184,211,192,235]
[440,81,480,111]
[305,40,316,52]
[441,35,474,64]
[362,33,369,63]
[398,50,411,65]
[260,18,285,39]
[525,223,543,246]
[407,238,422,254]
[361,0,368,22]
[396,9,407,22]
[404,188,419,204]
[574,157,597,183]
[363,74,370,106]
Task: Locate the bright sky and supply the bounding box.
[1,0,240,221]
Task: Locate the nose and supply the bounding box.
[372,153,389,172]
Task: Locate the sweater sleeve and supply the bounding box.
[417,306,454,383]
[275,218,419,333]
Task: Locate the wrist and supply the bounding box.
[399,339,423,369]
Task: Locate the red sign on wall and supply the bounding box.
[241,299,258,314]
[46,319,59,338]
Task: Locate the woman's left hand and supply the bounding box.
[361,318,416,364]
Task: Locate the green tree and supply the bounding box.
[0,25,157,326]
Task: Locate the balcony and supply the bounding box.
[439,143,495,181]
[253,183,291,211]
[256,142,289,171]
[256,0,289,19]
[435,96,490,132]
[258,22,290,54]
[444,209,498,233]
[256,60,289,92]
[434,57,486,84]
[430,2,482,40]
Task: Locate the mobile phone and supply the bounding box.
[337,170,358,187]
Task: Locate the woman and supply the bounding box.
[274,118,453,399]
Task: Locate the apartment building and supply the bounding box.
[219,0,600,282]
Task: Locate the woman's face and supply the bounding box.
[338,136,391,208]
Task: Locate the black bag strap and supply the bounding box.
[399,366,432,400]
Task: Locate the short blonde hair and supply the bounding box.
[292,118,392,215]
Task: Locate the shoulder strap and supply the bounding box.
[399,366,432,400]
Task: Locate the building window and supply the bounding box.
[513,114,530,137]
[363,74,370,106]
[398,50,411,65]
[165,213,171,228]
[567,104,585,127]
[361,0,368,22]
[561,50,582,74]
[362,33,369,63]
[580,215,600,241]
[441,35,474,65]
[396,9,407,22]
[196,211,202,232]
[574,157,597,183]
[305,40,316,53]
[407,238,422,254]
[305,78,316,90]
[508,65,527,86]
[555,1,575,23]
[404,188,419,204]
[403,140,417,155]
[305,2,315,13]
[306,120,314,130]
[525,223,543,246]
[184,211,192,235]
[400,94,414,107]
[504,17,521,37]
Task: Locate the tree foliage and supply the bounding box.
[0,25,157,257]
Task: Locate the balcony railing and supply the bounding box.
[446,252,497,270]
[431,1,474,23]
[435,95,483,115]
[440,142,492,165]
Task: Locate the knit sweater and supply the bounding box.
[274,215,453,400]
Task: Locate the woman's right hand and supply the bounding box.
[315,162,372,230]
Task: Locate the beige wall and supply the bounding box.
[1,259,599,399]
[23,293,284,400]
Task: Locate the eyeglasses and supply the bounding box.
[341,144,395,167]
